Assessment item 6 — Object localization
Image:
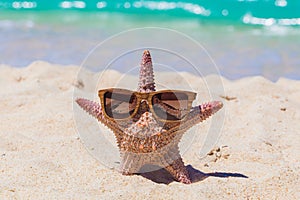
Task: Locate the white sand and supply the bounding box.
[0,62,299,199]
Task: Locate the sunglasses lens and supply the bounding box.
[104,90,137,119]
[152,92,189,120]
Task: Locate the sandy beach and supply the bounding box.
[0,62,299,199]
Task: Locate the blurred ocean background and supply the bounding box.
[0,0,300,81]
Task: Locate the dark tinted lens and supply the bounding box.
[104,90,137,119]
[152,92,189,120]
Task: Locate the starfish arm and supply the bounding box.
[138,50,156,92]
[120,152,144,175]
[165,157,192,184]
[191,100,223,121]
[76,98,104,120]
[179,101,223,132]
[76,98,119,132]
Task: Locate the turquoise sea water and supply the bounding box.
[1,0,300,81]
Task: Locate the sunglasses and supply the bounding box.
[98,88,196,122]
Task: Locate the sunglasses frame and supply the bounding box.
[98,88,197,123]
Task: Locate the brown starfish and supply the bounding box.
[76,50,223,184]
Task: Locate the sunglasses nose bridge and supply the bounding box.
[137,93,152,113]
[137,93,152,104]
[139,93,150,99]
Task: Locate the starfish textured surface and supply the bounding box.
[76,50,223,184]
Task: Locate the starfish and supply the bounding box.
[76,50,223,184]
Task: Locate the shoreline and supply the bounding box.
[0,62,299,199]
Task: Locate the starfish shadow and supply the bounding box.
[139,164,248,184]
